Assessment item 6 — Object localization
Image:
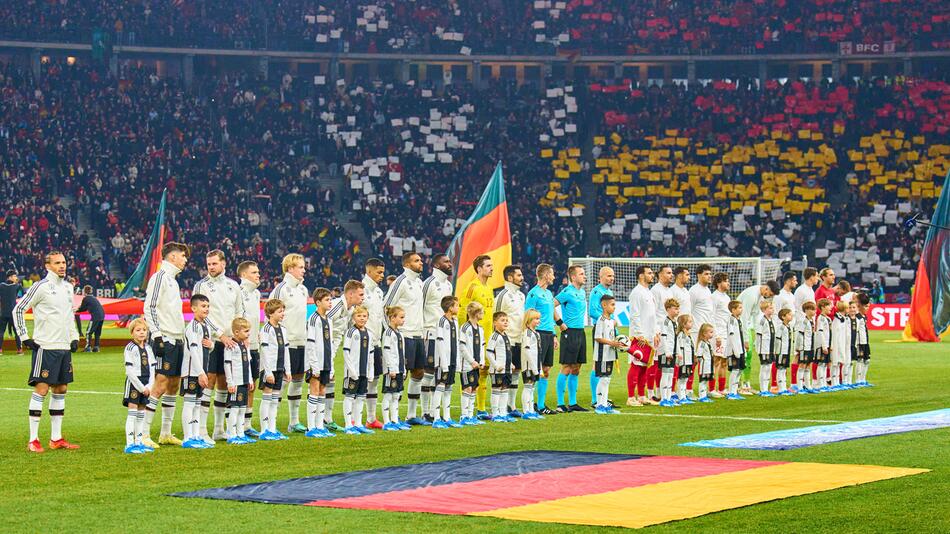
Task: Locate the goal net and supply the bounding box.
[568,257,788,302]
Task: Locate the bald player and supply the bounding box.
[383,252,426,424]
[422,254,454,421]
[458,255,495,419]
[587,266,614,407]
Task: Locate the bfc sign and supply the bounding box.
[838,41,896,55]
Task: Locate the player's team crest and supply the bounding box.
[41,370,49,378]
[141,357,148,366]
[164,361,171,370]
[131,390,139,399]
[237,392,244,401]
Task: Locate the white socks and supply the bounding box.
[817,363,827,388]
[522,384,535,413]
[125,409,138,446]
[227,406,245,438]
[441,387,452,421]
[595,376,610,407]
[259,393,272,432]
[324,381,335,424]
[354,395,365,427]
[315,395,326,430]
[28,391,45,442]
[260,392,280,433]
[698,380,708,399]
[343,395,355,429]
[366,378,379,422]
[135,410,145,445]
[776,367,787,391]
[381,393,392,424]
[856,361,869,383]
[660,369,674,401]
[181,394,198,441]
[145,397,158,431]
[390,393,401,423]
[760,363,773,392]
[676,378,687,401]
[160,394,176,436]
[213,389,228,435]
[287,379,303,425]
[508,373,520,410]
[421,373,435,417]
[199,391,211,438]
[729,370,740,395]
[462,391,475,419]
[407,377,422,418]
[491,389,506,418]
[49,393,65,441]
[307,394,320,430]
[434,383,446,420]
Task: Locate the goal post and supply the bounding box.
[568,257,788,325]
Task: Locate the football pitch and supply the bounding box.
[0,330,947,533]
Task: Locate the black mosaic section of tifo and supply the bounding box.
[171,450,644,505]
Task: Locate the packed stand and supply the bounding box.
[323,78,585,276]
[2,0,948,54]
[586,76,948,293]
[0,63,113,290]
[0,60,364,292]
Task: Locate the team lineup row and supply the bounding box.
[14,244,871,453]
[620,264,873,407]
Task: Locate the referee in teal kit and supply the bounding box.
[553,265,588,413]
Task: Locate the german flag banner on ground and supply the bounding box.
[173,451,926,529]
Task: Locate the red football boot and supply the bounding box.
[28,439,44,453]
[366,419,384,430]
[49,438,80,450]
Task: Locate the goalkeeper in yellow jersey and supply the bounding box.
[457,255,495,419]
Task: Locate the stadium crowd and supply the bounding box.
[584,76,946,291]
[0,60,367,292]
[1,0,948,54]
[2,56,945,298]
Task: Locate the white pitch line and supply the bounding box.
[587,412,844,424]
[0,387,121,396]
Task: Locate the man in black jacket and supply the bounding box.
[77,286,105,352]
[0,270,23,355]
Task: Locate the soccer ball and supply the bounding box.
[615,335,631,350]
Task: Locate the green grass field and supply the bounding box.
[1,330,947,533]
